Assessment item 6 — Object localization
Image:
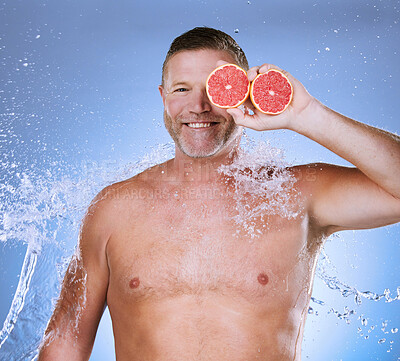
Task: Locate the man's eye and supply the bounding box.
[174,88,188,92]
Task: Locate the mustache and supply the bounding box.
[177,114,227,123]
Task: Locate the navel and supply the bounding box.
[129,277,140,289]
[257,273,269,286]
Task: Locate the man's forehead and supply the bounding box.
[163,49,236,85]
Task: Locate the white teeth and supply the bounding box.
[187,122,212,128]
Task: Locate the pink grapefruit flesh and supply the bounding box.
[206,64,250,108]
[250,69,293,115]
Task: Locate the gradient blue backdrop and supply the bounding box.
[1,0,399,360]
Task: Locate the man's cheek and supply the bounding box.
[165,98,183,118]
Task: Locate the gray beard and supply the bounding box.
[163,111,242,158]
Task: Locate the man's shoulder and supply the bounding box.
[92,160,171,209]
[80,175,149,242]
[290,162,352,183]
[288,162,357,204]
[77,160,171,252]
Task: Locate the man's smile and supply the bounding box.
[185,122,218,129]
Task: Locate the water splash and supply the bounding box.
[218,139,300,236]
[315,246,400,306]
[308,238,400,349]
[0,242,38,349]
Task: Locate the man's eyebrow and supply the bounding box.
[170,81,190,88]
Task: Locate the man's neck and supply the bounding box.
[170,146,239,185]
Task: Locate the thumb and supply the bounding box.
[226,107,246,126]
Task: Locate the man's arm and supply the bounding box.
[38,191,111,360]
[290,99,400,233]
[297,162,400,233]
[227,63,400,232]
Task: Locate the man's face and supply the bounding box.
[159,49,242,158]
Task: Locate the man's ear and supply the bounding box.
[158,85,166,106]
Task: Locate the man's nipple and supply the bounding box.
[129,277,140,289]
[257,273,269,286]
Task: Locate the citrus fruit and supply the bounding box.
[250,69,293,115]
[206,64,250,108]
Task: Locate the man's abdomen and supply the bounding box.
[109,294,304,361]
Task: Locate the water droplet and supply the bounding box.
[361,318,368,326]
[391,328,398,334]
[311,297,325,306]
[325,47,330,51]
[378,338,386,344]
[234,29,239,33]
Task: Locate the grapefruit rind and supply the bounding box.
[250,69,293,115]
[206,64,250,109]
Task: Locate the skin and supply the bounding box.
[38,49,400,361]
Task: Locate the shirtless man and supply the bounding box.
[38,27,400,361]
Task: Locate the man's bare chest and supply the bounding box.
[106,197,314,307]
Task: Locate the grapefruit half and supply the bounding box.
[250,69,293,115]
[206,64,250,108]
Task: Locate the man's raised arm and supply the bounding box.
[38,191,112,360]
[227,63,400,232]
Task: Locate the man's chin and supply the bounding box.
[178,143,221,159]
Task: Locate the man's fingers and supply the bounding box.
[259,64,274,73]
[247,66,260,81]
[226,108,245,125]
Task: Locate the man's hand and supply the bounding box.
[226,63,316,132]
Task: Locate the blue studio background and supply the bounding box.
[0,0,399,360]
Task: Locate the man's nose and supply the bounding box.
[189,88,212,114]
